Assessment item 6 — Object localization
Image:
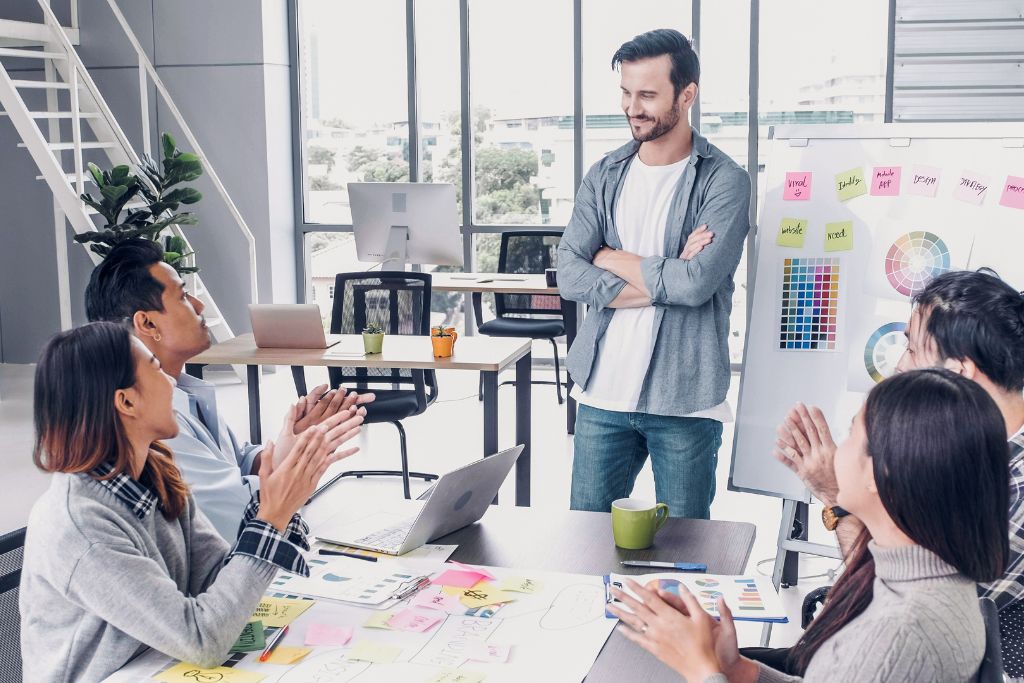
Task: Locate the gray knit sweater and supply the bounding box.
[19,472,278,682]
[706,542,984,683]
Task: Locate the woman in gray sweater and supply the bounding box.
[19,322,364,681]
[608,368,1010,682]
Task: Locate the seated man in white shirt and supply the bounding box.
[84,238,373,540]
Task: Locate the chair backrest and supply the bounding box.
[0,527,27,683]
[495,231,563,318]
[977,596,1005,683]
[328,271,433,389]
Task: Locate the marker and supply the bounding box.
[258,625,288,662]
[620,561,707,572]
[318,549,377,562]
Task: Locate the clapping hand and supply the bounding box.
[774,402,840,506]
[273,398,365,469]
[293,384,374,433]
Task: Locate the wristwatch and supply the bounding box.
[822,505,850,531]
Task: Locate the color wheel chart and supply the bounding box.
[863,322,908,383]
[778,257,841,351]
[884,231,951,297]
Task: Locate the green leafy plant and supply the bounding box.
[74,132,204,273]
[431,324,453,337]
[363,322,384,335]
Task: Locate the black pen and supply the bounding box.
[318,548,377,562]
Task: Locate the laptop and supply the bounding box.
[314,445,525,555]
[249,304,344,349]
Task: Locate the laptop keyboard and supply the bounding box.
[354,517,416,552]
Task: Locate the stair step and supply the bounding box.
[0,111,101,119]
[36,173,95,185]
[11,79,72,90]
[0,47,66,60]
[18,141,116,151]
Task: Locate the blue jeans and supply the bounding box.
[570,404,723,519]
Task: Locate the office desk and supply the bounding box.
[185,334,535,506]
[431,272,580,434]
[437,506,757,682]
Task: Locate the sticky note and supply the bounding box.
[411,587,465,613]
[305,623,353,646]
[466,642,512,663]
[776,218,807,248]
[907,165,940,197]
[498,577,542,594]
[870,166,901,196]
[347,639,402,664]
[251,597,313,628]
[266,646,312,664]
[955,172,991,205]
[999,175,1024,209]
[388,608,444,633]
[783,171,812,200]
[426,670,486,683]
[230,620,266,652]
[363,611,396,629]
[434,570,487,588]
[155,663,266,683]
[448,562,496,581]
[457,583,516,609]
[824,221,853,252]
[835,168,866,201]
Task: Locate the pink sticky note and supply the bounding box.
[387,608,443,633]
[304,623,353,647]
[783,172,812,200]
[999,175,1024,209]
[907,165,940,197]
[433,569,487,588]
[466,642,512,663]
[870,166,901,196]
[410,587,465,614]
[448,562,496,581]
[955,172,991,205]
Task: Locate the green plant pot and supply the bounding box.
[362,332,384,354]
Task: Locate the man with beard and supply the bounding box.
[557,29,750,520]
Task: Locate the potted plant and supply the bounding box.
[430,324,457,358]
[362,322,385,354]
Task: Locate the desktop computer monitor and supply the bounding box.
[349,182,463,270]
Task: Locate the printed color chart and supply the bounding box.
[863,322,908,383]
[779,257,841,351]
[885,231,951,297]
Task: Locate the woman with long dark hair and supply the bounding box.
[608,368,1010,682]
[20,322,361,681]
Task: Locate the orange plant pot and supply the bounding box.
[431,328,458,357]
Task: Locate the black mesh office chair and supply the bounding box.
[474,230,568,403]
[0,527,26,683]
[291,272,438,499]
[977,597,1006,682]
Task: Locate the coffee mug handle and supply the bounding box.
[654,503,670,531]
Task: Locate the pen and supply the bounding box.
[620,561,707,572]
[318,549,378,562]
[258,625,288,662]
[395,577,431,601]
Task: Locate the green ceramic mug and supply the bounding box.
[611,498,670,550]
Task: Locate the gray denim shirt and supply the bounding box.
[557,129,751,417]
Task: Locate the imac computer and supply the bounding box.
[349,182,463,270]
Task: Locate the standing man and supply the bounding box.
[558,29,751,519]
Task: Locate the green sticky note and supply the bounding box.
[835,168,866,201]
[824,221,854,252]
[776,218,807,248]
[363,611,395,630]
[230,620,266,652]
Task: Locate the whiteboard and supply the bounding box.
[729,123,1024,501]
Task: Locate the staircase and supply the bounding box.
[0,0,256,349]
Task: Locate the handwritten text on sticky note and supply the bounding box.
[363,611,395,630]
[498,577,543,594]
[871,166,900,196]
[466,642,512,663]
[388,608,443,633]
[776,218,808,249]
[824,221,854,252]
[954,172,990,205]
[457,583,516,609]
[784,172,812,200]
[347,640,402,664]
[410,587,465,613]
[999,175,1024,210]
[907,165,940,197]
[251,597,313,628]
[835,168,867,201]
[155,663,266,683]
[230,621,265,652]
[427,670,486,683]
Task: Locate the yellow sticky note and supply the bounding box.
[426,670,486,683]
[835,168,867,201]
[824,221,854,252]
[457,583,516,609]
[347,639,402,664]
[251,597,314,628]
[155,663,266,683]
[776,218,807,248]
[363,611,395,629]
[266,645,312,664]
[498,577,543,594]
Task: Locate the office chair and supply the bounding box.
[474,230,568,403]
[978,596,1007,682]
[0,527,27,683]
[291,271,438,499]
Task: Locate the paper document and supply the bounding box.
[607,572,789,623]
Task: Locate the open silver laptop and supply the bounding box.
[249,304,343,349]
[315,445,524,555]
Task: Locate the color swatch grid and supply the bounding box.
[779,257,841,351]
[735,578,766,612]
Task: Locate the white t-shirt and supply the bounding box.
[574,154,732,422]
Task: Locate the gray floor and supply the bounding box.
[0,349,839,648]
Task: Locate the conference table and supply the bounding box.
[185,333,535,506]
[431,272,581,434]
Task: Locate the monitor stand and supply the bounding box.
[381,225,409,271]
